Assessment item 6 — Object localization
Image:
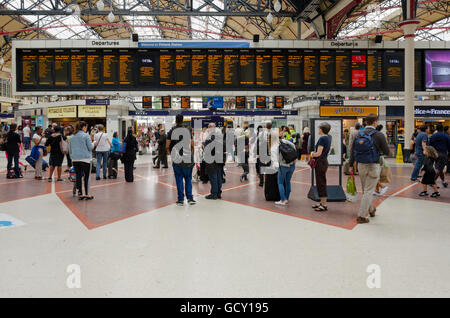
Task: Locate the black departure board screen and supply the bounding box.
[272,52,287,87]
[192,51,207,86]
[103,52,118,86]
[86,51,101,86]
[240,52,255,86]
[287,51,302,87]
[21,53,36,87]
[274,96,284,109]
[236,96,246,109]
[17,47,436,92]
[256,51,271,87]
[162,96,171,108]
[208,51,223,86]
[335,51,350,89]
[119,52,134,86]
[38,51,53,86]
[384,51,403,91]
[256,96,267,108]
[160,52,175,86]
[224,51,239,87]
[367,50,382,90]
[351,51,367,88]
[138,51,156,85]
[319,51,335,88]
[142,96,152,108]
[304,51,318,87]
[54,51,69,86]
[175,52,190,86]
[181,96,190,109]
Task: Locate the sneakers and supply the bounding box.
[357,217,370,224]
[176,200,184,206]
[378,186,388,196]
[443,181,448,188]
[205,194,218,200]
[187,199,196,205]
[419,191,428,197]
[430,192,440,198]
[275,200,287,206]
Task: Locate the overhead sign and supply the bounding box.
[320,106,379,117]
[129,109,298,117]
[138,41,250,49]
[86,99,110,105]
[78,105,106,118]
[142,96,152,109]
[48,106,77,118]
[386,106,450,117]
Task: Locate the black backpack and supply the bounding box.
[279,141,297,164]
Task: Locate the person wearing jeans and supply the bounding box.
[172,163,194,203]
[411,125,429,181]
[275,129,297,206]
[93,124,111,180]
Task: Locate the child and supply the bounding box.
[419,146,440,198]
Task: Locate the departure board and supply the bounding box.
[208,51,223,86]
[119,52,133,86]
[272,52,287,87]
[287,51,302,87]
[175,52,190,86]
[138,51,156,85]
[21,53,36,86]
[384,51,403,91]
[54,51,69,86]
[367,50,383,90]
[274,96,284,109]
[304,51,318,87]
[236,96,246,109]
[181,96,190,109]
[192,51,207,86]
[162,96,171,108]
[256,96,267,108]
[351,51,367,88]
[103,52,118,86]
[240,52,255,86]
[256,51,271,86]
[86,51,101,86]
[142,96,152,108]
[335,51,350,89]
[223,51,239,86]
[38,51,53,86]
[319,51,335,88]
[16,47,435,92]
[160,52,175,86]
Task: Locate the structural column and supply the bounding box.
[399,20,419,150]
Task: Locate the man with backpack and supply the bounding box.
[349,114,391,224]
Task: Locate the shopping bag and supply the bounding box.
[380,165,392,183]
[346,175,357,195]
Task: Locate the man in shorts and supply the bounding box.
[429,124,450,187]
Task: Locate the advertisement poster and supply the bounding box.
[425,50,450,89]
[313,118,342,166]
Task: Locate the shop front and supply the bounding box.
[319,106,380,131]
[47,105,107,131]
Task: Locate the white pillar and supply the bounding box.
[399,20,419,149]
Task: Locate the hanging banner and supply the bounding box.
[78,105,106,118]
[47,106,77,118]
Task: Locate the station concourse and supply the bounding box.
[0,0,449,299]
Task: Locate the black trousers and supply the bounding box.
[73,161,91,196]
[124,159,135,182]
[66,153,72,167]
[156,153,168,167]
[315,158,329,198]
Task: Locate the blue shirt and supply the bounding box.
[111,137,121,152]
[415,132,428,155]
[315,135,331,159]
[429,132,450,154]
[69,131,94,160]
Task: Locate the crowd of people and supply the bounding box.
[1,113,448,224]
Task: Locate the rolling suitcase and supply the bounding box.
[264,172,280,201]
[107,157,118,179]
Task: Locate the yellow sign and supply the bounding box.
[78,105,106,118]
[47,106,77,118]
[396,143,403,163]
[320,106,379,117]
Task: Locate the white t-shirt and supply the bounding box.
[94,132,111,152]
[23,126,31,138]
[32,133,46,146]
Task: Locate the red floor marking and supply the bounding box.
[0,178,32,186]
[57,194,97,229]
[158,181,177,190]
[221,197,355,230]
[291,180,310,186]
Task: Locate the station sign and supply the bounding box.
[78,105,106,118]
[47,106,77,118]
[86,99,110,105]
[142,96,152,109]
[320,106,379,117]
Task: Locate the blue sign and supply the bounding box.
[202,96,224,109]
[129,109,298,117]
[320,99,344,106]
[37,115,44,127]
[86,99,110,106]
[386,106,450,117]
[138,41,250,49]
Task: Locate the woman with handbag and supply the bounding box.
[310,122,331,212]
[122,128,139,182]
[45,126,66,182]
[32,126,46,180]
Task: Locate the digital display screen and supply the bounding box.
[16,48,439,92]
[54,51,69,86]
[274,96,284,109]
[425,50,450,89]
[236,96,246,109]
[181,96,191,109]
[162,96,171,108]
[203,96,223,108]
[256,96,267,108]
[142,96,152,108]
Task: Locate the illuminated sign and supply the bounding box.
[78,105,106,118]
[320,106,379,117]
[47,106,77,118]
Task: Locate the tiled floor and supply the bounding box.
[0,153,449,297]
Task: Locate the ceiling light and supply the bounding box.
[97,0,104,11]
[267,12,273,24]
[274,1,281,13]
[107,11,115,23]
